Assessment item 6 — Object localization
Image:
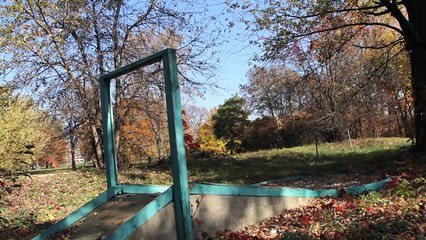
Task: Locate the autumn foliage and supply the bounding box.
[215,175,426,240]
[196,111,227,155]
[182,110,200,160]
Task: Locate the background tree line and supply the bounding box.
[229,0,425,152]
[1,0,424,172]
[195,22,414,153]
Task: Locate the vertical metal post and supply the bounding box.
[100,78,118,188]
[163,49,193,240]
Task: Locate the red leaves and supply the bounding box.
[187,143,200,150]
[365,206,376,214]
[2,180,10,188]
[182,118,189,130]
[44,156,59,168]
[332,203,348,214]
[184,133,193,142]
[400,171,411,179]
[182,110,199,155]
[387,176,401,189]
[228,232,252,240]
[184,134,200,150]
[334,231,345,239]
[214,176,426,239]
[387,171,418,189]
[299,216,313,226]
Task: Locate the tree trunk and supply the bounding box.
[408,48,426,152]
[70,141,77,171]
[90,123,104,168]
[401,0,426,151]
[404,1,426,151]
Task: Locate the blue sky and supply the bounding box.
[181,1,262,111]
[190,44,256,110]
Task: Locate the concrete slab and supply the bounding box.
[128,194,314,239]
[127,203,177,240]
[67,194,156,240]
[38,178,391,239]
[190,195,313,237]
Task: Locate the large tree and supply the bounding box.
[1,0,220,167]
[234,0,426,151]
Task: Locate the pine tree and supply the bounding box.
[212,96,250,154]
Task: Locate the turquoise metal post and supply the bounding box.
[163,49,193,240]
[100,78,118,188]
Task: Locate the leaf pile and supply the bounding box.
[214,176,426,240]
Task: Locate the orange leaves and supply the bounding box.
[122,119,155,140]
[331,202,349,214]
[182,116,190,130]
[119,98,171,163]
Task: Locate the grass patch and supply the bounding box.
[187,137,410,184]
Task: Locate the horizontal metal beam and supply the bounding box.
[191,177,392,197]
[121,184,170,194]
[190,183,335,197]
[100,49,170,81]
[33,177,391,239]
[346,177,391,195]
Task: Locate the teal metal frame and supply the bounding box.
[32,48,393,240]
[191,177,391,197]
[99,48,193,239]
[32,184,169,240]
[33,49,193,240]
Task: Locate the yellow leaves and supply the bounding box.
[197,117,227,154]
[0,93,59,170]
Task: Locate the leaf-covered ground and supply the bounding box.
[214,171,426,240]
[0,171,107,239]
[0,138,424,239]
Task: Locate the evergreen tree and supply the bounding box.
[212,96,250,154]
